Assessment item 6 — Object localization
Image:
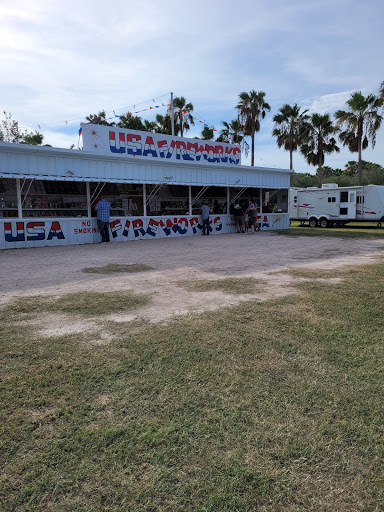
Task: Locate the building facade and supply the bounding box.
[0,134,291,249]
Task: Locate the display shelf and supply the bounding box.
[22,208,87,211]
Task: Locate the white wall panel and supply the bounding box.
[0,142,290,189]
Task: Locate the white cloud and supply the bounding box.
[0,0,383,171]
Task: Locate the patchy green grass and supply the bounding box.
[177,277,260,295]
[82,263,154,274]
[277,220,384,238]
[1,264,383,511]
[6,291,151,317]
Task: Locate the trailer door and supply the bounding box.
[339,191,356,219]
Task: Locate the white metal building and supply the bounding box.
[0,133,291,249]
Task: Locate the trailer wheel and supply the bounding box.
[309,218,318,228]
[319,218,328,228]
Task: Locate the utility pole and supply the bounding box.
[171,92,174,136]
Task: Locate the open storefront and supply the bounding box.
[0,127,290,249]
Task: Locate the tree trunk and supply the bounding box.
[289,136,293,186]
[251,131,255,166]
[317,165,322,188]
[358,130,362,186]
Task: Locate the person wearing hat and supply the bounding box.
[233,202,245,233]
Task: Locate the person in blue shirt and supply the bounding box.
[95,196,111,243]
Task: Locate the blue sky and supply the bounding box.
[1,0,383,173]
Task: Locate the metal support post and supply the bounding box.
[86,182,91,217]
[171,92,174,136]
[16,179,22,219]
[227,187,230,214]
[143,184,147,216]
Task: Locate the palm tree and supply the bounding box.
[272,104,309,170]
[85,110,115,126]
[201,126,214,140]
[236,90,270,166]
[171,97,194,137]
[379,81,384,103]
[153,114,172,135]
[335,91,382,186]
[217,120,244,144]
[217,120,249,157]
[117,113,145,131]
[300,113,339,188]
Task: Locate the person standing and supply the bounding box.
[246,199,259,234]
[200,201,210,235]
[95,196,111,243]
[233,202,245,233]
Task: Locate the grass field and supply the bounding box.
[277,221,384,239]
[1,262,384,511]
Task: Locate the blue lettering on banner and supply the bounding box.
[47,222,65,240]
[143,136,158,157]
[26,222,45,241]
[127,134,142,156]
[4,222,25,242]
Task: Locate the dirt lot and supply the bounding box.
[1,231,383,336]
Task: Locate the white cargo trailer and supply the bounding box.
[289,184,384,228]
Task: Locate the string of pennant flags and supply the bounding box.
[19,93,171,132]
[78,106,218,136]
[74,102,276,167]
[11,90,279,167]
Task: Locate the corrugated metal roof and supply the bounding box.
[0,142,291,189]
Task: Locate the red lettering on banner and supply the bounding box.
[187,142,198,159]
[26,222,45,241]
[205,144,219,163]
[157,139,168,157]
[122,220,131,237]
[127,134,142,155]
[132,219,145,237]
[47,221,65,240]
[143,136,157,157]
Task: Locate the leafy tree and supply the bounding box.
[272,104,309,170]
[335,91,382,186]
[171,97,194,137]
[236,90,270,166]
[201,126,214,140]
[361,160,384,185]
[0,111,44,145]
[321,165,343,178]
[143,120,157,132]
[344,160,359,177]
[291,172,317,188]
[117,113,145,131]
[85,110,115,126]
[298,160,384,187]
[300,113,339,188]
[21,132,44,145]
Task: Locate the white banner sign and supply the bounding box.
[0,214,289,249]
[81,124,241,166]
